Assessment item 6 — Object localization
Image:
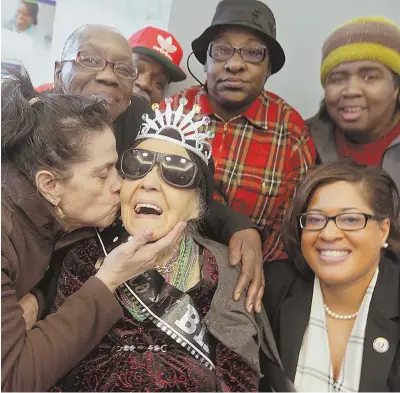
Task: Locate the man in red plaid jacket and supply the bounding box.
[169,0,316,262]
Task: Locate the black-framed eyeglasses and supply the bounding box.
[120,148,201,189]
[299,213,380,231]
[62,52,139,80]
[208,44,267,63]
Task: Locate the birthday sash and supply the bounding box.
[95,223,215,371]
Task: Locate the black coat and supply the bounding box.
[261,255,400,392]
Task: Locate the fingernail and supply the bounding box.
[247,303,254,313]
[234,292,241,301]
[255,303,262,313]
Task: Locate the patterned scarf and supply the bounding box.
[295,268,379,392]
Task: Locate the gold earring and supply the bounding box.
[54,204,65,220]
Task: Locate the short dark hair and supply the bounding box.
[22,1,39,25]
[1,68,113,184]
[282,160,400,276]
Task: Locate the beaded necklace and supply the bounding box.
[117,234,199,321]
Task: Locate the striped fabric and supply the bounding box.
[169,86,316,261]
[320,17,400,84]
[294,269,379,392]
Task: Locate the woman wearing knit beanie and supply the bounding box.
[308,17,400,195]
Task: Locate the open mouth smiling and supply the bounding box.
[134,203,163,216]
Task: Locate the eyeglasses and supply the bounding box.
[62,52,139,80]
[299,213,379,231]
[208,44,267,63]
[120,148,200,188]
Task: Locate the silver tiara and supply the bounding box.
[136,97,214,164]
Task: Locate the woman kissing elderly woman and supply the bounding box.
[1,70,185,392]
[49,99,291,392]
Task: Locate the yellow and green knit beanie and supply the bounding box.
[320,16,400,85]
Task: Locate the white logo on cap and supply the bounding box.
[153,35,177,61]
[373,337,389,353]
[157,35,177,53]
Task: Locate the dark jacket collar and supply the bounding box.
[359,257,399,391]
[2,160,64,239]
[278,271,313,380]
[307,113,400,164]
[279,256,399,391]
[306,114,339,163]
[114,95,152,155]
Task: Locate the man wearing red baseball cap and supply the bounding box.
[128,26,186,104]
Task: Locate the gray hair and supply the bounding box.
[1,68,113,183]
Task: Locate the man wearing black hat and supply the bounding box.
[170,0,316,262]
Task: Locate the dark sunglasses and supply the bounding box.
[120,148,200,188]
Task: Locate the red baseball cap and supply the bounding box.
[128,26,186,82]
[35,82,53,93]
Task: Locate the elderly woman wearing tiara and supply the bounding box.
[49,98,290,392]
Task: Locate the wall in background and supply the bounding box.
[51,0,172,61]
[2,0,399,113]
[167,0,400,119]
[2,0,56,85]
[1,0,172,85]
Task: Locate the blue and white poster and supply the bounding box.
[1,0,57,83]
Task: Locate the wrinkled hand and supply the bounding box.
[18,293,39,330]
[229,228,265,313]
[96,222,186,292]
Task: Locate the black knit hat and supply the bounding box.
[191,0,285,74]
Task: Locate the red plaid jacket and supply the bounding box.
[169,86,316,261]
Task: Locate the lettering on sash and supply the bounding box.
[174,304,209,353]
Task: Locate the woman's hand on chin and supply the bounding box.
[95,221,187,292]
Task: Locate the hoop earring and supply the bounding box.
[54,204,65,220]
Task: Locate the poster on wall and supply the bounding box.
[2,0,174,86]
[1,0,57,84]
